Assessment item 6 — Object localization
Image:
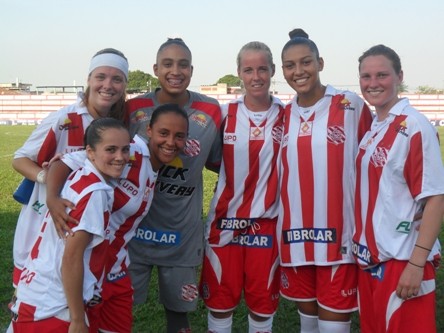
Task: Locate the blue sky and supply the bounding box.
[2,0,444,94]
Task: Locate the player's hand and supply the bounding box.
[68,319,89,333]
[46,153,63,168]
[396,262,424,300]
[47,195,78,238]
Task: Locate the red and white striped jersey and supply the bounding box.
[13,98,94,281]
[62,135,157,278]
[206,96,285,246]
[352,98,444,268]
[106,135,157,277]
[12,160,113,322]
[278,85,373,266]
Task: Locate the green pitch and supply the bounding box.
[1,126,443,332]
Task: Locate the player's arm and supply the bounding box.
[396,194,444,300]
[62,229,92,333]
[46,160,77,237]
[12,112,61,179]
[205,119,224,173]
[12,157,46,183]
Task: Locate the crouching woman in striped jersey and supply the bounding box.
[44,104,189,333]
[11,118,131,333]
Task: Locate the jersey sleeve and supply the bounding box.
[405,114,444,200]
[14,111,61,165]
[70,190,111,248]
[62,150,87,171]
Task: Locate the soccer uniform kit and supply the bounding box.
[126,90,222,311]
[353,98,444,333]
[278,85,373,311]
[11,160,113,332]
[12,97,94,286]
[200,96,284,316]
[62,135,157,333]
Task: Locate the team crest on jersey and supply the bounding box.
[370,146,389,167]
[191,113,208,128]
[327,125,346,145]
[299,121,312,136]
[272,124,284,144]
[250,126,265,140]
[395,120,409,137]
[183,139,201,157]
[59,118,79,131]
[181,283,198,302]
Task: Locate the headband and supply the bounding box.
[88,53,129,80]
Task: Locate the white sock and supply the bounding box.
[248,314,273,333]
[298,311,320,333]
[318,319,351,333]
[207,312,233,333]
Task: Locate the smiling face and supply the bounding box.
[238,49,275,102]
[153,44,193,100]
[359,54,403,118]
[282,44,324,104]
[147,111,188,171]
[86,127,130,181]
[87,66,127,118]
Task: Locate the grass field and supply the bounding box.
[1,125,444,332]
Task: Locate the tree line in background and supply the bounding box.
[127,70,242,93]
[127,69,442,95]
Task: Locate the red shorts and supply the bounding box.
[280,264,358,312]
[358,260,436,333]
[200,218,280,316]
[87,271,133,333]
[12,316,69,333]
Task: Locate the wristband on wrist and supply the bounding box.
[36,170,46,184]
[408,260,425,268]
[415,244,431,252]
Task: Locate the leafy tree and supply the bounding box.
[216,74,241,87]
[399,82,409,93]
[415,85,444,94]
[127,70,159,93]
